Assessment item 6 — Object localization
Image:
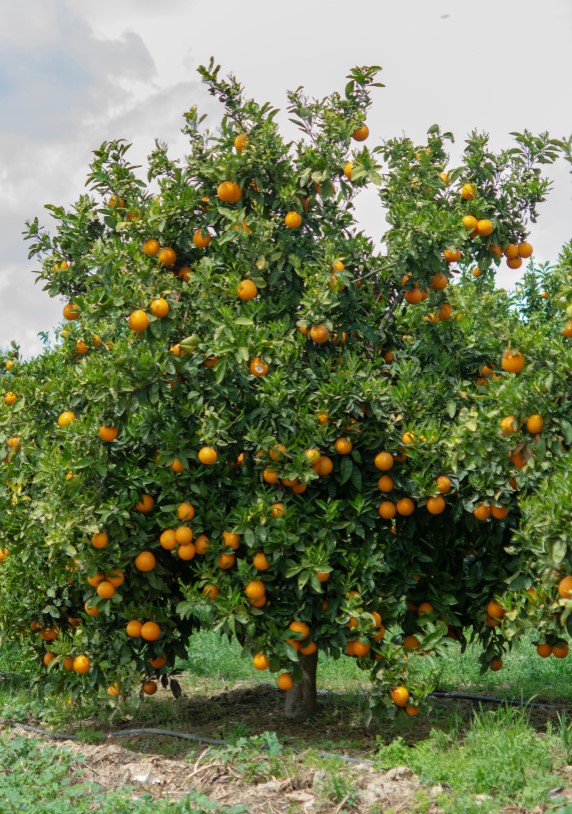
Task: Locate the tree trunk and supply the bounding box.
[284,650,318,720]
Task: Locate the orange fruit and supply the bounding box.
[526,414,543,434]
[151,298,170,317]
[472,268,481,277]
[149,654,168,670]
[217,181,242,203]
[430,273,448,291]
[317,571,330,583]
[203,584,219,600]
[383,350,394,363]
[63,302,80,320]
[75,339,89,355]
[403,635,421,651]
[402,432,415,446]
[435,476,451,494]
[250,596,266,608]
[284,211,302,229]
[178,543,196,560]
[557,576,572,599]
[443,248,461,263]
[177,502,195,521]
[553,641,569,659]
[62,656,75,671]
[134,551,156,572]
[84,601,100,617]
[304,449,321,464]
[73,655,90,674]
[250,357,268,376]
[237,279,258,300]
[176,266,192,281]
[198,446,217,465]
[501,350,525,373]
[99,426,118,442]
[353,641,370,657]
[500,416,518,436]
[252,653,269,670]
[195,535,210,555]
[391,686,410,707]
[135,494,154,513]
[222,531,240,550]
[128,310,149,332]
[418,602,434,616]
[426,496,445,515]
[86,572,106,588]
[245,580,266,600]
[462,215,478,234]
[334,438,352,455]
[91,531,108,549]
[253,553,269,571]
[377,475,394,492]
[536,643,552,658]
[490,657,503,672]
[234,133,248,151]
[174,526,193,545]
[477,219,494,237]
[352,124,369,141]
[43,652,57,667]
[461,183,476,200]
[504,243,519,259]
[518,242,533,258]
[96,581,115,599]
[396,497,415,516]
[378,501,397,519]
[486,600,505,621]
[270,502,285,518]
[277,673,294,691]
[343,162,353,180]
[405,705,420,717]
[193,229,212,249]
[309,324,330,344]
[438,303,453,321]
[142,239,160,256]
[143,680,158,695]
[473,503,491,521]
[160,529,177,550]
[217,553,235,569]
[140,621,161,641]
[491,505,509,520]
[157,247,176,267]
[317,411,329,425]
[312,455,333,476]
[507,256,523,269]
[171,458,185,473]
[57,411,75,427]
[107,683,120,696]
[374,452,394,471]
[289,621,310,640]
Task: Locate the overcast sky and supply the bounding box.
[1,0,571,356]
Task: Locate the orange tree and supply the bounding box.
[0,60,570,717]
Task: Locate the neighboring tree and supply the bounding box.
[0,61,570,717]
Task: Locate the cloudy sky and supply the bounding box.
[2,0,571,356]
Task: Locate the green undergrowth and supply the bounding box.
[0,731,246,814]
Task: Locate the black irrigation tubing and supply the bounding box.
[429,691,555,709]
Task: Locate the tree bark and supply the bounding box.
[284,650,318,720]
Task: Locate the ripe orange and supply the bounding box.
[439,171,450,185]
[135,494,154,513]
[91,531,108,549]
[270,502,285,518]
[500,416,518,436]
[334,438,352,455]
[536,643,552,658]
[304,448,321,464]
[62,656,75,671]
[193,229,212,249]
[507,256,523,270]
[312,455,333,476]
[217,553,235,569]
[477,219,494,237]
[134,551,156,572]
[198,446,217,465]
[222,531,240,549]
[491,505,509,520]
[250,357,269,376]
[140,621,161,641]
[374,452,394,471]
[158,247,176,267]
[108,568,125,588]
[435,476,451,494]
[557,576,572,599]
[343,162,353,180]
[63,303,80,320]
[253,553,270,571]
[96,580,115,599]
[195,535,210,555]
[430,273,448,291]
[217,181,242,203]
[472,268,481,277]
[284,211,302,229]
[149,654,168,670]
[426,496,446,515]
[317,411,329,425]
[489,657,503,672]
[86,572,106,588]
[417,602,434,616]
[174,526,193,545]
[352,124,369,141]
[396,497,415,516]
[253,653,269,670]
[151,298,170,318]
[277,673,294,691]
[462,215,478,234]
[250,596,266,608]
[552,641,569,659]
[352,641,370,657]
[160,529,177,550]
[99,425,118,442]
[317,571,330,583]
[403,635,421,651]
[377,475,394,492]
[143,680,158,695]
[310,324,330,344]
[391,686,410,707]
[203,584,219,600]
[473,503,491,521]
[246,580,266,600]
[237,279,257,300]
[518,242,533,258]
[84,601,100,617]
[57,411,75,427]
[178,543,196,560]
[461,183,476,200]
[289,620,310,640]
[128,310,149,332]
[504,243,519,259]
[176,266,192,281]
[438,303,453,321]
[142,239,160,256]
[402,432,415,446]
[43,652,57,667]
[73,655,90,674]
[171,458,185,473]
[107,682,120,696]
[526,414,543,434]
[177,502,195,521]
[404,285,423,305]
[75,340,89,355]
[269,444,287,461]
[501,350,525,373]
[378,501,397,519]
[234,133,248,151]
